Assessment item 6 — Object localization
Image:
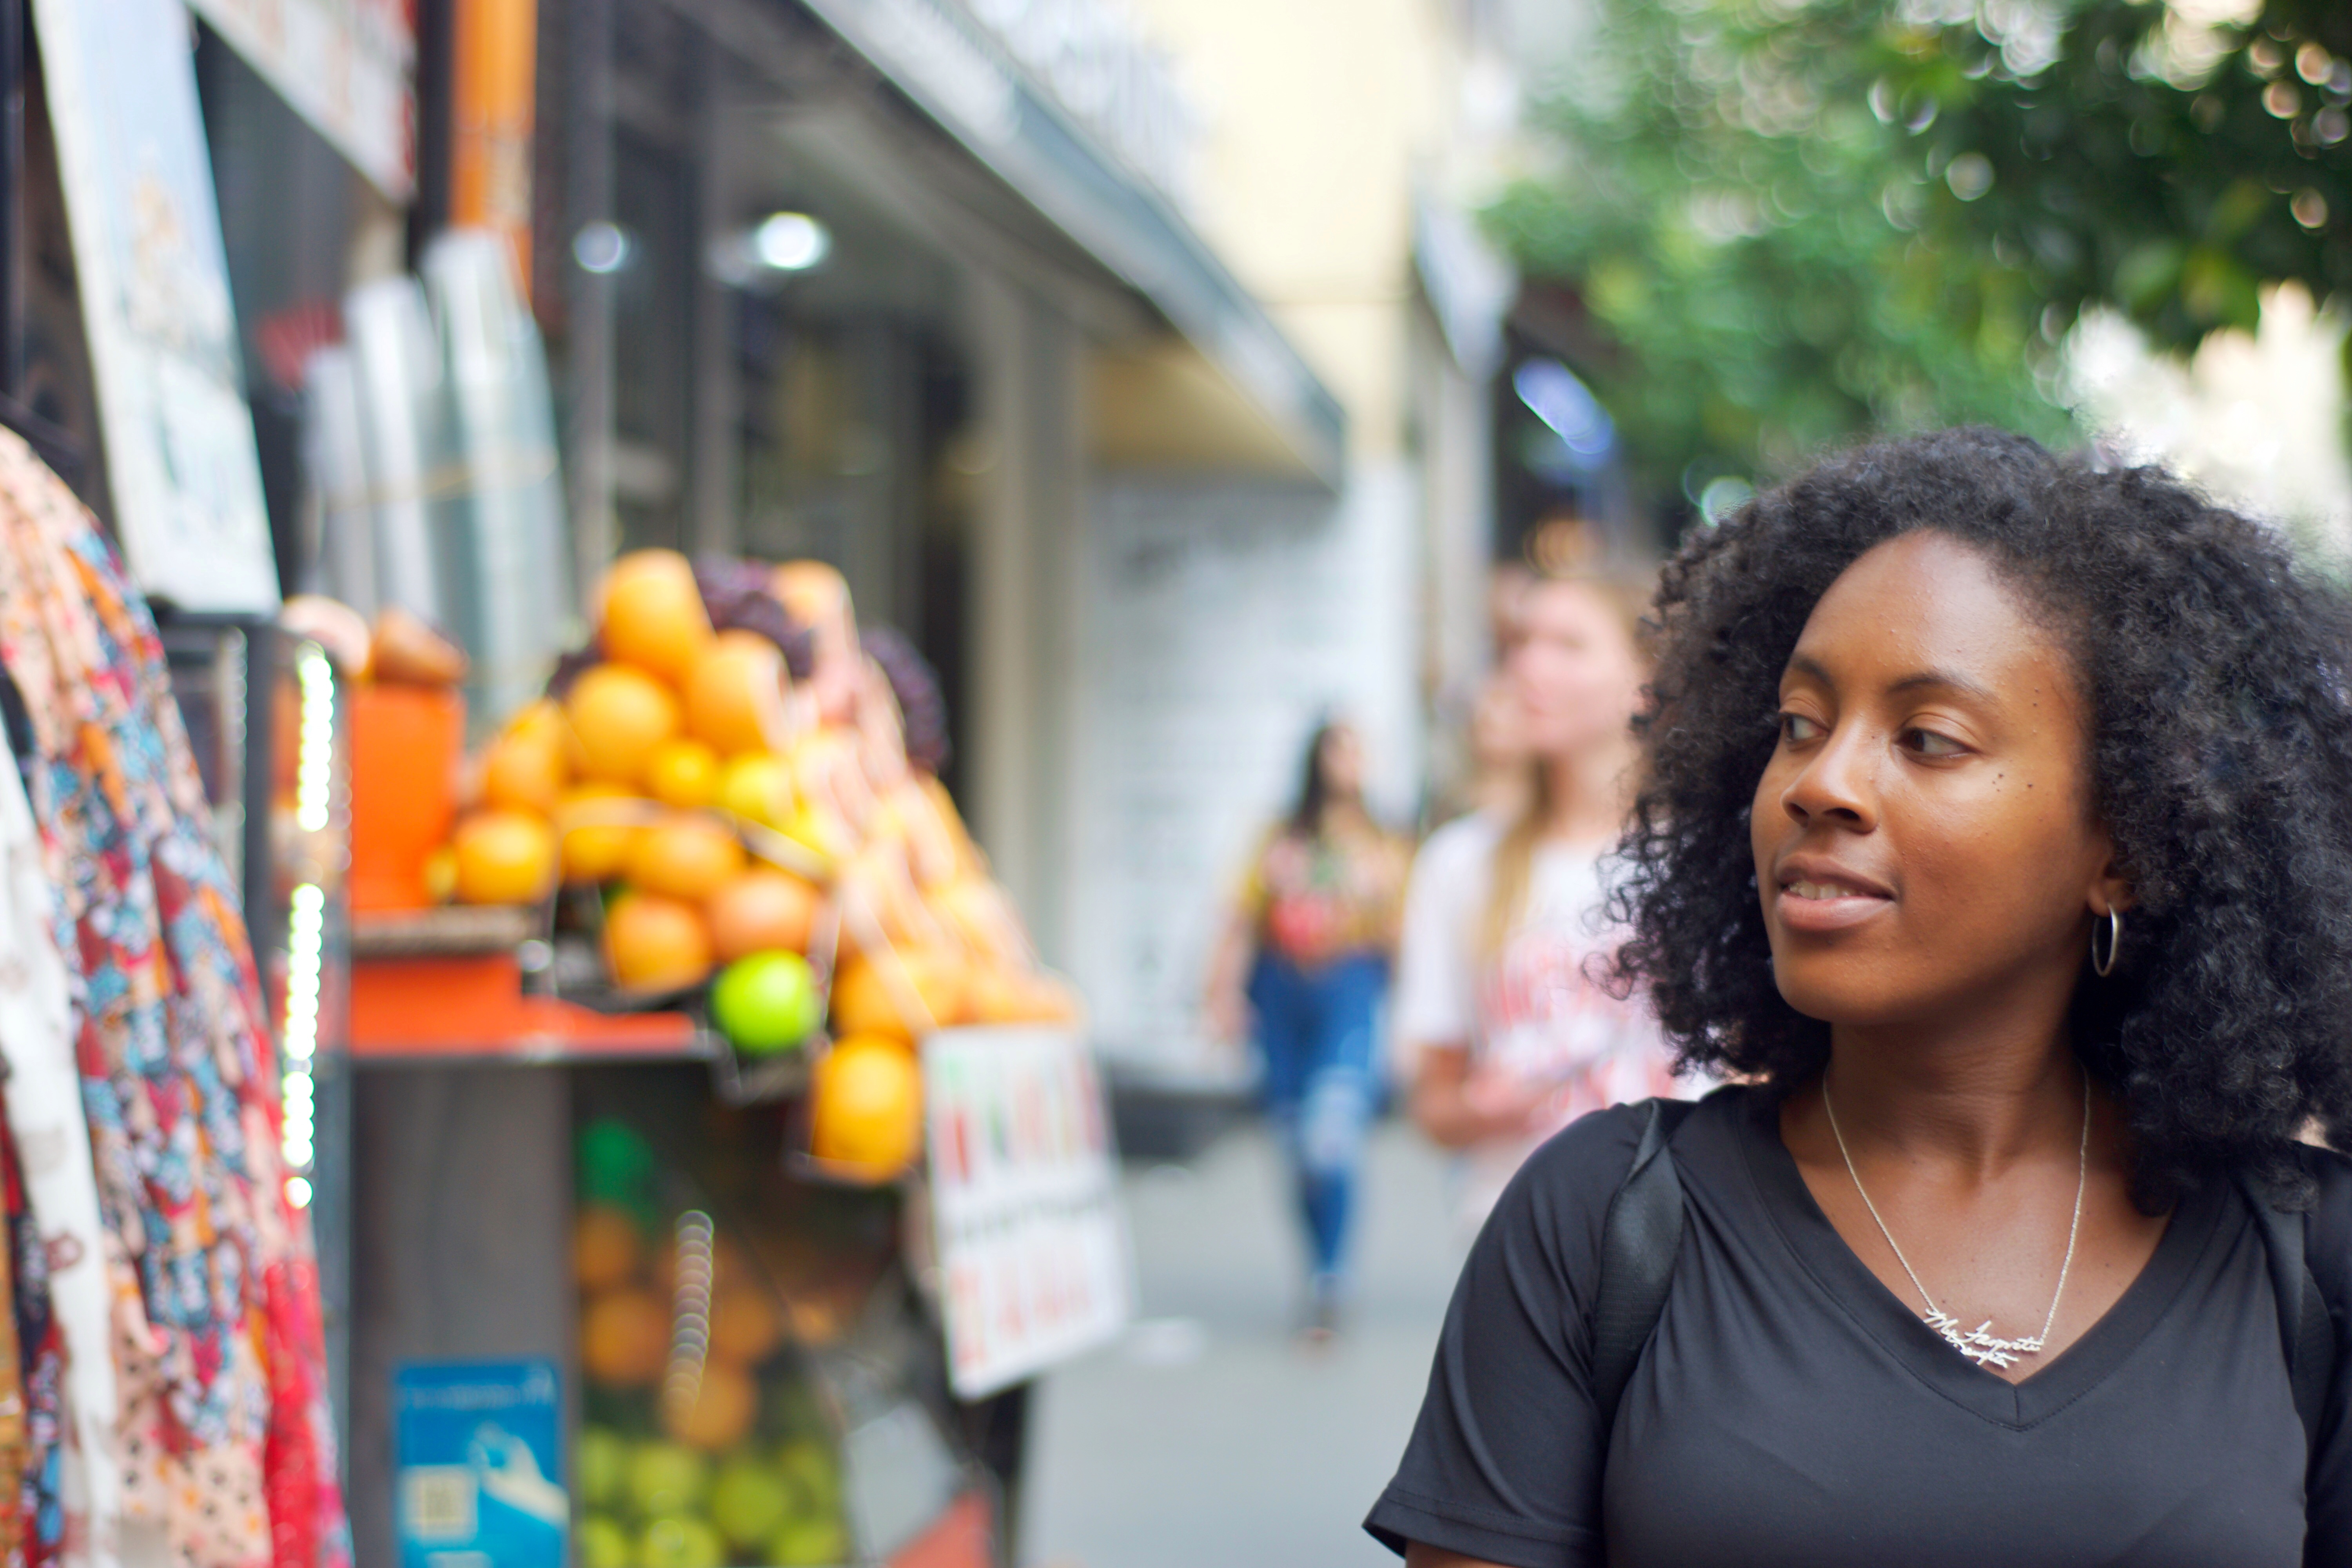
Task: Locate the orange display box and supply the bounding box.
[348,684,464,912]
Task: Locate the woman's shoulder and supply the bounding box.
[1411,809,1506,879]
[1499,1086,1755,1233]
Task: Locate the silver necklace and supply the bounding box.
[1821,1065,2090,1371]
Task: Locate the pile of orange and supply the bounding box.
[574,1205,780,1451]
[436,546,1083,1182]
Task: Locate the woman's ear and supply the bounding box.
[2091,851,2135,919]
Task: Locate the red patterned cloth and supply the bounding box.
[0,432,347,1568]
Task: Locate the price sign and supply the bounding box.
[924,1027,1131,1398]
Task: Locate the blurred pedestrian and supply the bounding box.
[1396,566,1682,1238]
[1205,720,1410,1338]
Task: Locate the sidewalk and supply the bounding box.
[1021,1118,1461,1568]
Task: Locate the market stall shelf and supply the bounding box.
[350,951,704,1063]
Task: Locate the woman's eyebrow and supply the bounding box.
[1782,652,1996,706]
[1886,668,1997,704]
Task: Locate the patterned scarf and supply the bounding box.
[0,431,346,1568]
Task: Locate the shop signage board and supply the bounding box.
[29,0,281,613]
[184,0,416,201]
[393,1359,568,1568]
[924,1026,1132,1397]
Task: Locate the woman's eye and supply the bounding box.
[1900,727,1965,758]
[1778,712,1822,744]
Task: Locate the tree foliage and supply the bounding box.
[1489,0,2352,518]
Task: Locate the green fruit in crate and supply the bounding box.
[710,1455,794,1550]
[639,1514,727,1568]
[777,1439,839,1509]
[768,1515,851,1567]
[577,1426,628,1510]
[710,952,822,1056]
[577,1514,632,1568]
[628,1441,710,1517]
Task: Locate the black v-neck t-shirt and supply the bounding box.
[1365,1086,2352,1567]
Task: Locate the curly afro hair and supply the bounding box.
[1613,426,2352,1208]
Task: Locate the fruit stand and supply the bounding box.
[305,550,1114,1568]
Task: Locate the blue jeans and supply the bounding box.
[1248,951,1386,1286]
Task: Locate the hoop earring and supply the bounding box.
[2091,909,2122,978]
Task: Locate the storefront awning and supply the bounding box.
[793,0,1349,489]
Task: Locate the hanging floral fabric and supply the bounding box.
[0,430,348,1568]
[0,622,112,1568]
[0,1086,72,1568]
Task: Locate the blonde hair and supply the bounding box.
[1479,565,1655,956]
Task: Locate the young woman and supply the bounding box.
[1396,570,1681,1238]
[1205,720,1409,1334]
[1366,429,2352,1565]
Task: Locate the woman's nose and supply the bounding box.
[1782,725,1877,831]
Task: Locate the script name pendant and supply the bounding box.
[1922,1308,2043,1371]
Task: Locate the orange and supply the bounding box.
[452,810,557,905]
[566,664,682,786]
[769,560,849,628]
[708,1284,784,1365]
[829,947,969,1044]
[809,1035,924,1178]
[706,869,823,961]
[480,726,568,815]
[604,891,715,991]
[581,1288,670,1388]
[970,966,1083,1025]
[506,697,569,749]
[928,878,1023,965]
[574,1205,644,1291]
[686,632,788,757]
[421,846,459,904]
[599,550,712,684]
[716,754,792,829]
[646,738,721,810]
[626,815,747,903]
[660,1361,757,1450]
[556,784,644,885]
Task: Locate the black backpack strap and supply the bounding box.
[2237,1172,2337,1462]
[1590,1099,1697,1433]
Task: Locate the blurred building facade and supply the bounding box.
[528,0,1525,1080]
[192,0,1533,1088]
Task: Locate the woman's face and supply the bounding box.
[1750,531,2125,1030]
[1470,675,1527,769]
[1319,725,1365,799]
[1508,581,1641,761]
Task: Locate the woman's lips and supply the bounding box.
[1774,878,1894,933]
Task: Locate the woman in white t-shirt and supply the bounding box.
[1397,571,1684,1234]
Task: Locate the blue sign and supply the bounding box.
[394,1359,567,1568]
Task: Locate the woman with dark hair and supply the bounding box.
[1206,720,1409,1337]
[1367,428,2352,1565]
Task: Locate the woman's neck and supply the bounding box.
[1313,798,1368,837]
[1541,737,1637,845]
[1824,1012,2087,1175]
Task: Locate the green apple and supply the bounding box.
[710,1455,794,1550]
[776,1439,839,1509]
[639,1515,726,1568]
[628,1441,710,1517]
[768,1514,851,1567]
[576,1514,632,1568]
[711,952,821,1056]
[577,1426,628,1511]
